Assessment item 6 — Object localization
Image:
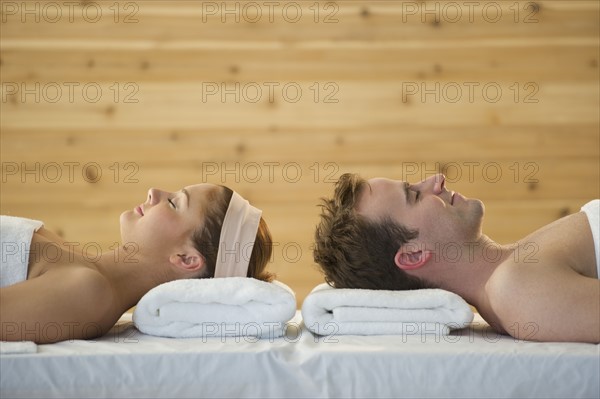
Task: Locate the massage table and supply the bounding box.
[1,312,598,398]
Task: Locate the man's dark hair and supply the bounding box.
[313,173,433,290]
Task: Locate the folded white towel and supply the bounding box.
[1,215,44,288]
[133,278,296,339]
[0,341,37,355]
[301,283,474,336]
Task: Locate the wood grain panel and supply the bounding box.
[1,158,598,202]
[1,1,598,42]
[2,81,598,129]
[1,0,598,304]
[2,46,598,83]
[2,126,598,162]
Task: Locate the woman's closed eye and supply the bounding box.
[168,198,177,209]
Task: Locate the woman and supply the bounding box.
[0,184,273,343]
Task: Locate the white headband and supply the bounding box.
[214,191,262,278]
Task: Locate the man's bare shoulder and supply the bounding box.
[486,257,600,343]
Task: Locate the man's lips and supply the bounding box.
[450,192,455,205]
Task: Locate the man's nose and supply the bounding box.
[419,173,446,194]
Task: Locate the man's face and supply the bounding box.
[355,174,485,249]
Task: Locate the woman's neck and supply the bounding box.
[95,246,175,311]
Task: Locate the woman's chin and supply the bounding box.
[119,211,132,241]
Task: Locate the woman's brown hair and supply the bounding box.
[192,186,274,282]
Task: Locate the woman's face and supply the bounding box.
[120,183,220,260]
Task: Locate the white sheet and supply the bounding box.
[1,312,598,398]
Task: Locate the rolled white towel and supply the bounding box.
[0,341,37,355]
[133,278,296,339]
[1,215,44,288]
[301,283,474,336]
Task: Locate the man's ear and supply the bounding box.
[394,247,432,271]
[169,248,205,273]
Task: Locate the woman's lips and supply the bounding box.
[135,205,144,216]
[451,192,455,205]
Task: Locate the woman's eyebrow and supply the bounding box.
[403,182,410,204]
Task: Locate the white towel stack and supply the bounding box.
[301,283,474,336]
[133,278,296,339]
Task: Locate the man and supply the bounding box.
[313,173,599,343]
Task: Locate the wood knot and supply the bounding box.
[558,207,570,218]
[528,2,541,13]
[84,165,99,182]
[360,7,370,18]
[236,142,246,155]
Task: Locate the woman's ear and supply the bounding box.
[169,248,205,273]
[394,247,432,271]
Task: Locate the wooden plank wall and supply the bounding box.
[1,0,598,306]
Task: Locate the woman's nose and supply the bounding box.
[147,188,160,205]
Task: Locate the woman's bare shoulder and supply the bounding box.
[1,267,121,343]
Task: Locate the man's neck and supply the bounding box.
[429,235,515,308]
